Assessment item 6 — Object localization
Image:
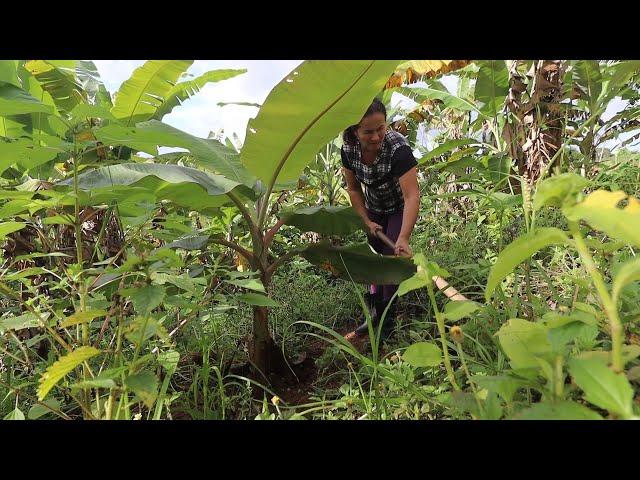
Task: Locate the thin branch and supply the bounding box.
[208,238,260,272]
[266,247,306,277]
[263,218,285,252]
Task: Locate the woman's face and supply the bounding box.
[356,112,386,154]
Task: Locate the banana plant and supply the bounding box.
[65,60,425,377]
[0,59,249,417]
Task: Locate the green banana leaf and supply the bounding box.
[301,241,416,284]
[240,60,401,190]
[0,60,21,87]
[110,60,193,126]
[59,163,256,211]
[94,120,254,185]
[152,68,247,120]
[279,205,365,235]
[0,84,54,116]
[24,60,86,115]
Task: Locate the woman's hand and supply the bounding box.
[366,220,383,236]
[394,236,413,257]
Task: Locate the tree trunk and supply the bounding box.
[503,60,566,183]
[251,305,274,377]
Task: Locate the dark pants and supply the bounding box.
[366,208,404,303]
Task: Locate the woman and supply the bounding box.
[341,98,419,340]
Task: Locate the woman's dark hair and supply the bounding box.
[342,98,387,145]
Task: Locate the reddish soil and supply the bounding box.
[264,326,364,405]
[171,322,387,418]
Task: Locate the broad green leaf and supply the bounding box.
[124,316,169,346]
[4,408,25,420]
[279,205,366,235]
[24,60,86,114]
[0,84,55,115]
[69,104,117,123]
[0,60,20,87]
[0,139,61,174]
[595,61,640,110]
[442,391,481,417]
[225,278,266,293]
[568,357,634,418]
[413,254,450,279]
[533,173,589,211]
[158,350,180,374]
[59,310,107,328]
[578,345,640,368]
[124,371,159,408]
[236,293,281,307]
[150,272,203,295]
[474,60,509,119]
[482,390,504,420]
[0,221,26,239]
[0,115,29,138]
[397,253,449,296]
[0,199,31,218]
[485,228,570,301]
[564,190,640,247]
[5,266,48,281]
[27,399,62,419]
[515,400,603,420]
[612,257,640,305]
[547,320,594,353]
[111,60,193,125]
[471,375,529,403]
[75,60,113,108]
[70,378,117,390]
[573,60,602,113]
[480,152,512,184]
[403,342,443,367]
[395,86,479,113]
[94,120,253,184]
[38,346,101,400]
[301,241,416,285]
[496,319,552,371]
[153,68,247,120]
[16,61,62,137]
[64,163,255,211]
[417,138,480,165]
[122,285,165,314]
[167,234,210,250]
[0,312,47,333]
[241,60,400,187]
[397,270,430,296]
[483,192,522,210]
[443,300,482,322]
[41,215,74,226]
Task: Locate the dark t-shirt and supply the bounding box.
[341,130,417,215]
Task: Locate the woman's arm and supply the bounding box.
[342,167,381,235]
[395,166,419,256]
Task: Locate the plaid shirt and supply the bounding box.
[341,130,416,215]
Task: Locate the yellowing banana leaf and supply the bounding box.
[385,60,471,89]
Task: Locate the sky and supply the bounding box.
[94,61,638,153]
[94,60,303,145]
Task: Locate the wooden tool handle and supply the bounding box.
[374,229,468,302]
